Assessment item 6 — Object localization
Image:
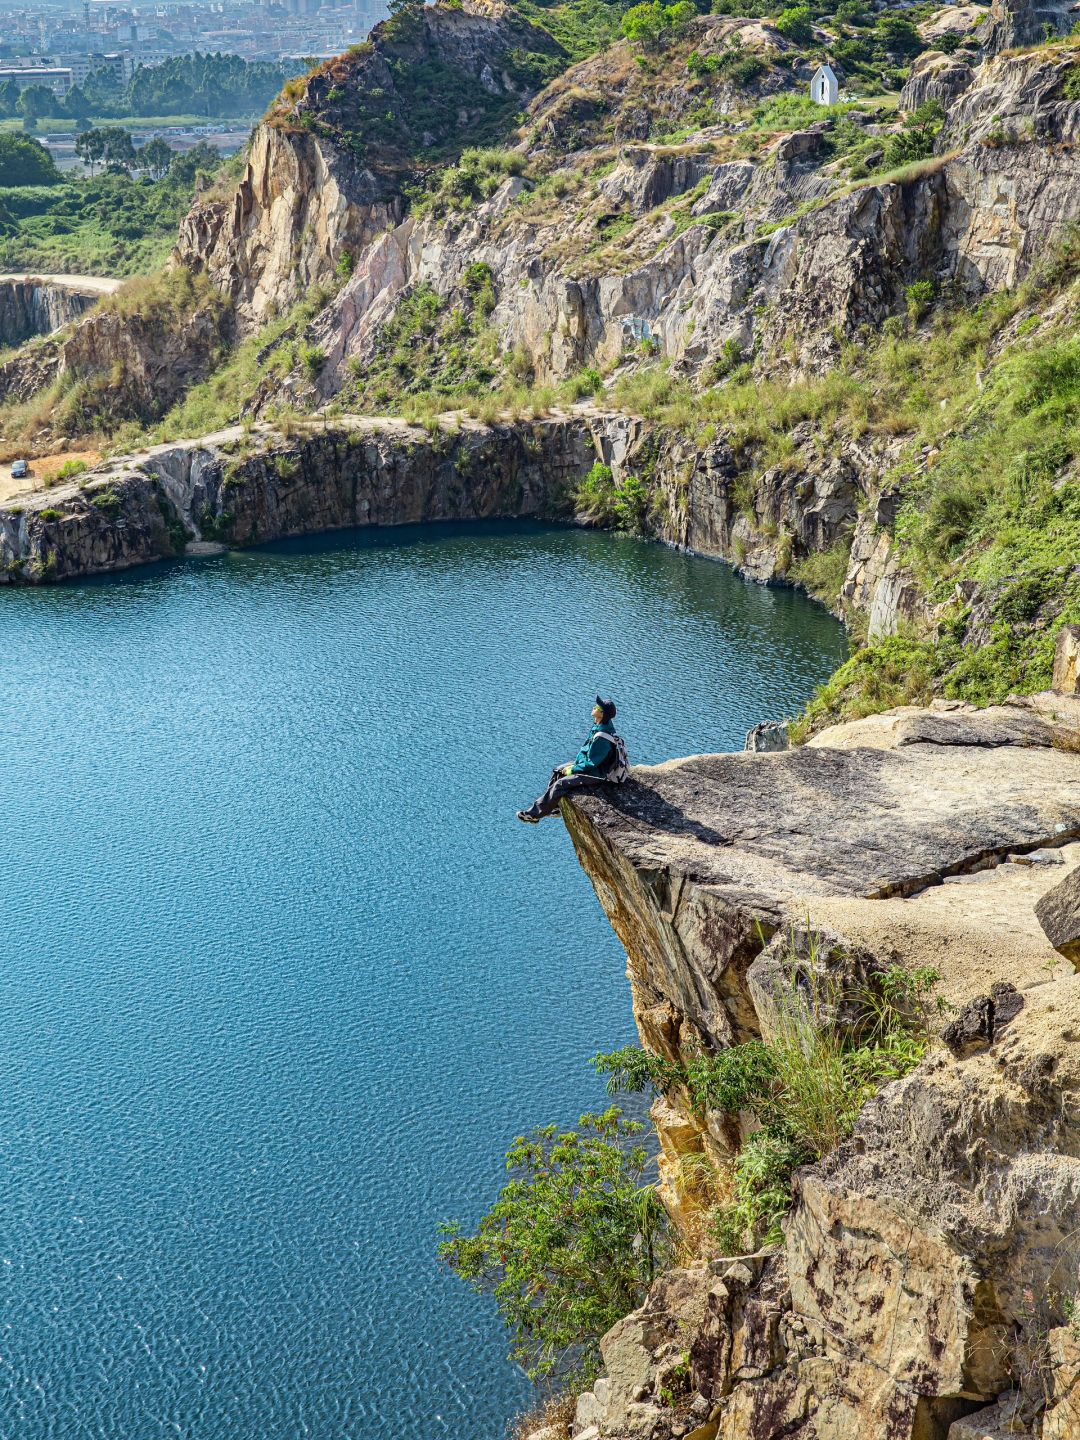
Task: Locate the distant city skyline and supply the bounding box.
[0,0,391,66]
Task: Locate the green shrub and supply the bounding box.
[613,472,650,532]
[300,344,326,380]
[775,5,813,45]
[575,460,617,523]
[597,945,944,1249]
[0,131,61,186]
[906,278,935,323]
[89,488,122,516]
[875,11,924,58]
[439,1107,669,1384]
[881,99,944,169]
[621,0,694,48]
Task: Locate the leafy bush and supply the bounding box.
[691,33,768,84]
[412,148,527,218]
[0,132,60,187]
[622,0,695,48]
[906,278,935,323]
[575,460,618,523]
[875,11,924,58]
[596,948,944,1248]
[613,472,650,531]
[775,5,813,44]
[300,345,326,380]
[439,1107,669,1383]
[881,99,944,168]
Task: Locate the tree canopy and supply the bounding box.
[0,131,61,186]
[440,1108,669,1384]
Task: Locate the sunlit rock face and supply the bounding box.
[560,699,1080,1440]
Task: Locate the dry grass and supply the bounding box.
[510,1390,575,1440]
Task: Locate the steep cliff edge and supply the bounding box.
[557,691,1080,1440]
[0,409,594,582]
[173,0,565,331]
[0,275,116,346]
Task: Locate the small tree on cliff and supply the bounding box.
[439,1107,669,1384]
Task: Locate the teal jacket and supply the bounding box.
[572,721,616,777]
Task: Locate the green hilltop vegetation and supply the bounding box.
[0,143,235,277]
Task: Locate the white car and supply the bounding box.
[11,459,29,479]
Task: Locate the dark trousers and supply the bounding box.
[523,768,608,820]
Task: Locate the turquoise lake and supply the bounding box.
[0,521,846,1439]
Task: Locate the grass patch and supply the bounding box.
[596,937,945,1248]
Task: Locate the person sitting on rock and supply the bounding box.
[517,696,627,823]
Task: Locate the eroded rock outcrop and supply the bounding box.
[0,276,112,345]
[174,0,564,331]
[0,410,593,582]
[560,699,1080,1440]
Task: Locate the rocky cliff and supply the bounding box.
[0,276,111,347]
[555,687,1080,1440]
[0,409,592,582]
[173,0,565,331]
[281,34,1080,393]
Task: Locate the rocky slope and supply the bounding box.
[173,0,565,331]
[288,33,1080,390]
[555,675,1080,1440]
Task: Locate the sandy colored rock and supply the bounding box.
[1036,864,1080,963]
[563,703,1080,1440]
[1053,624,1080,696]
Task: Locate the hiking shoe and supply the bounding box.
[516,810,540,824]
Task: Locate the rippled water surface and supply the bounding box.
[0,522,846,1440]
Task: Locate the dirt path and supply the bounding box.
[0,273,121,295]
[0,449,102,503]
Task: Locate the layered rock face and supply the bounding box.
[0,411,592,582]
[294,36,1080,397]
[0,272,230,430]
[560,697,1080,1440]
[174,0,564,332]
[173,122,407,332]
[986,0,1079,52]
[0,278,106,346]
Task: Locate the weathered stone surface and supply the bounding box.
[941,982,1024,1058]
[744,722,788,753]
[1036,864,1080,963]
[563,703,1080,1440]
[1054,624,1080,695]
[0,411,595,583]
[946,1395,1029,1439]
[1044,1325,1080,1439]
[0,276,107,345]
[174,0,562,332]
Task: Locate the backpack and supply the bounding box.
[603,730,631,783]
